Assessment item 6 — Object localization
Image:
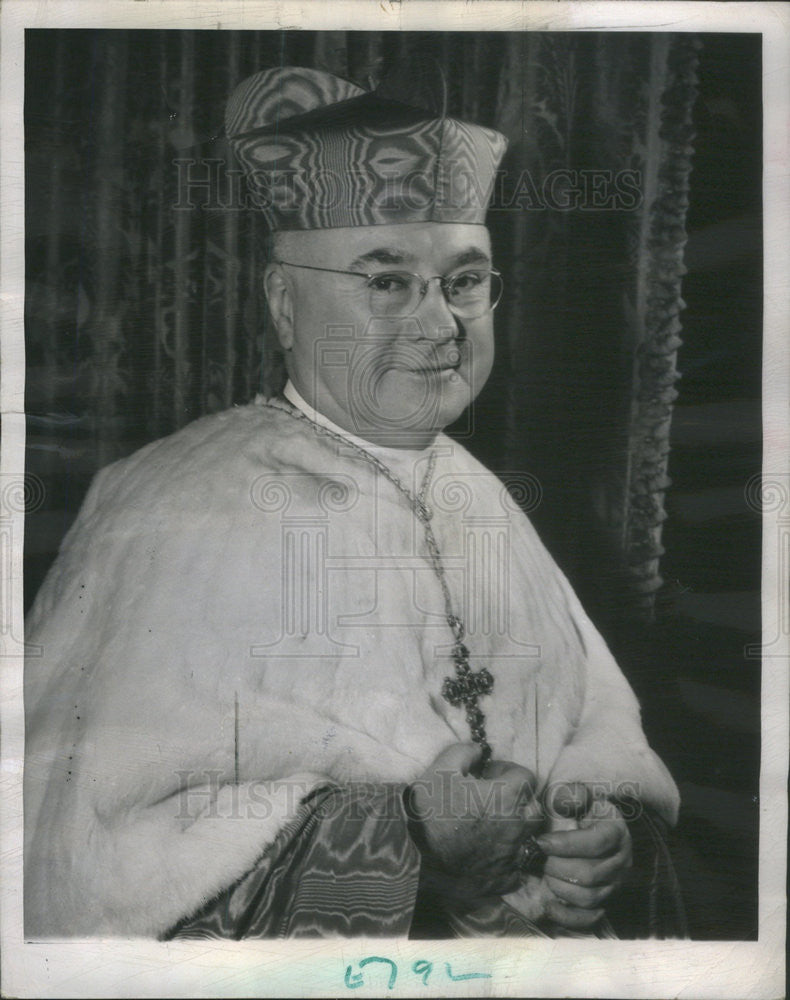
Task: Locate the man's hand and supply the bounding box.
[408,743,543,901]
[536,796,633,930]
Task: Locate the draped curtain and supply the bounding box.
[24,29,699,622]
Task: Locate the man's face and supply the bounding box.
[268,221,496,447]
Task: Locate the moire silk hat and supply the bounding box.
[225,58,508,231]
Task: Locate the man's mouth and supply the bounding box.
[409,364,458,373]
[408,350,463,374]
[382,343,464,376]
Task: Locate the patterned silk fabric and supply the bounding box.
[225,64,508,230]
[163,784,422,939]
[162,784,686,940]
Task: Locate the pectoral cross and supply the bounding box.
[441,632,494,766]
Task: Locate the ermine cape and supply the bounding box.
[25,398,679,936]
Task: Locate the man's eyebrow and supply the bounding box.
[348,248,416,270]
[446,246,491,269]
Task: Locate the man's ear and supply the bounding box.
[263,264,295,351]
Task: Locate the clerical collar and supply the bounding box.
[282,380,434,482]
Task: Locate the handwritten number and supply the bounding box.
[344,966,364,990]
[346,956,489,989]
[359,956,398,990]
[412,959,433,985]
[445,962,491,982]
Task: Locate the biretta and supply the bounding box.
[225,57,507,230]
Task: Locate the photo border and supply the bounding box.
[1,2,787,997]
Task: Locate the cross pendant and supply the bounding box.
[441,640,494,764]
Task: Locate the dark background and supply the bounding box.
[24,30,762,939]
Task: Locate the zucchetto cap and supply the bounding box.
[225,58,507,231]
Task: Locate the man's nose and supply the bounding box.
[415,279,458,341]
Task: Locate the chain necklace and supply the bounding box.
[265,398,495,766]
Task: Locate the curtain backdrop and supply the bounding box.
[24,29,700,621]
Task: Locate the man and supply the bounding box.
[24,60,682,939]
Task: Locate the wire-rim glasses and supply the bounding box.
[274,261,504,320]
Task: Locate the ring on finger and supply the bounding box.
[514,835,546,876]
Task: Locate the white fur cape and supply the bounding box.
[24,398,679,936]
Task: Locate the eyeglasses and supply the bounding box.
[274,261,504,320]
